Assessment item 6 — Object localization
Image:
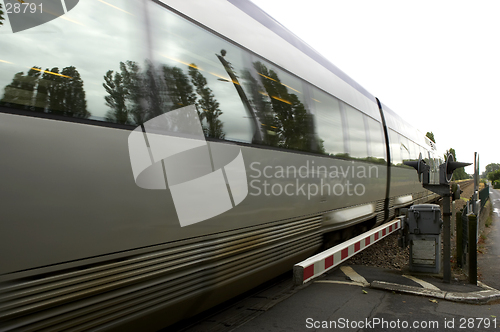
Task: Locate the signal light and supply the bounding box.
[404,153,430,184]
[439,154,472,185]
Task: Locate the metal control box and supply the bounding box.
[407,204,442,274]
[407,204,442,235]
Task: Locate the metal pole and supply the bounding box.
[443,191,451,283]
[468,214,477,285]
[456,210,463,268]
[473,152,478,215]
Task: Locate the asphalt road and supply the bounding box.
[232,268,499,332]
[478,187,500,290]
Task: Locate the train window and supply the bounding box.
[147,3,255,143]
[0,0,147,122]
[399,135,411,163]
[389,130,402,166]
[311,88,345,156]
[366,117,386,163]
[243,59,315,151]
[383,110,397,132]
[409,141,419,160]
[344,104,368,159]
[420,146,426,159]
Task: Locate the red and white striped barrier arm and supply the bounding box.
[293,218,402,285]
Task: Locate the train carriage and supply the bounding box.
[0,0,442,330]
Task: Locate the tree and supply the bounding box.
[163,65,196,111]
[143,61,169,119]
[189,64,225,139]
[0,68,40,108]
[103,69,130,124]
[44,67,66,114]
[240,68,280,147]
[0,3,4,26]
[252,61,314,151]
[1,66,90,118]
[484,163,500,178]
[426,132,436,143]
[60,66,89,118]
[487,169,500,185]
[119,61,144,124]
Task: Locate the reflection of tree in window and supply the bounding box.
[188,64,225,139]
[1,68,40,108]
[103,69,129,124]
[1,66,89,119]
[240,68,279,147]
[122,61,145,125]
[104,61,169,124]
[143,61,169,119]
[103,61,205,129]
[163,65,196,111]
[246,61,314,152]
[0,4,4,26]
[60,66,89,118]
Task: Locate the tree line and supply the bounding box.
[0,56,317,153]
[484,163,500,188]
[0,66,89,118]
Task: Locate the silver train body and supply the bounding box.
[0,0,442,330]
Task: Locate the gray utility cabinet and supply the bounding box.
[407,204,442,274]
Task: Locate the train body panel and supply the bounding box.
[1,111,387,275]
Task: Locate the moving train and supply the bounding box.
[0,0,443,330]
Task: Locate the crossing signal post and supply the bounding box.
[405,153,471,283]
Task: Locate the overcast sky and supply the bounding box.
[250,0,500,174]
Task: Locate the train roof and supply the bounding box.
[227,0,377,103]
[164,0,381,120]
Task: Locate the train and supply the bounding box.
[0,0,443,330]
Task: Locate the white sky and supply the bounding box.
[251,0,500,174]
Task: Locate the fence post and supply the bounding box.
[468,213,477,285]
[456,210,463,268]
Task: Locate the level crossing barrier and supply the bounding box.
[293,218,401,285]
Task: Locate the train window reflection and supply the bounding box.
[0,0,147,122]
[409,141,419,160]
[344,104,368,159]
[366,117,386,163]
[311,89,345,157]
[400,136,410,162]
[389,130,402,166]
[240,59,315,152]
[147,3,254,142]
